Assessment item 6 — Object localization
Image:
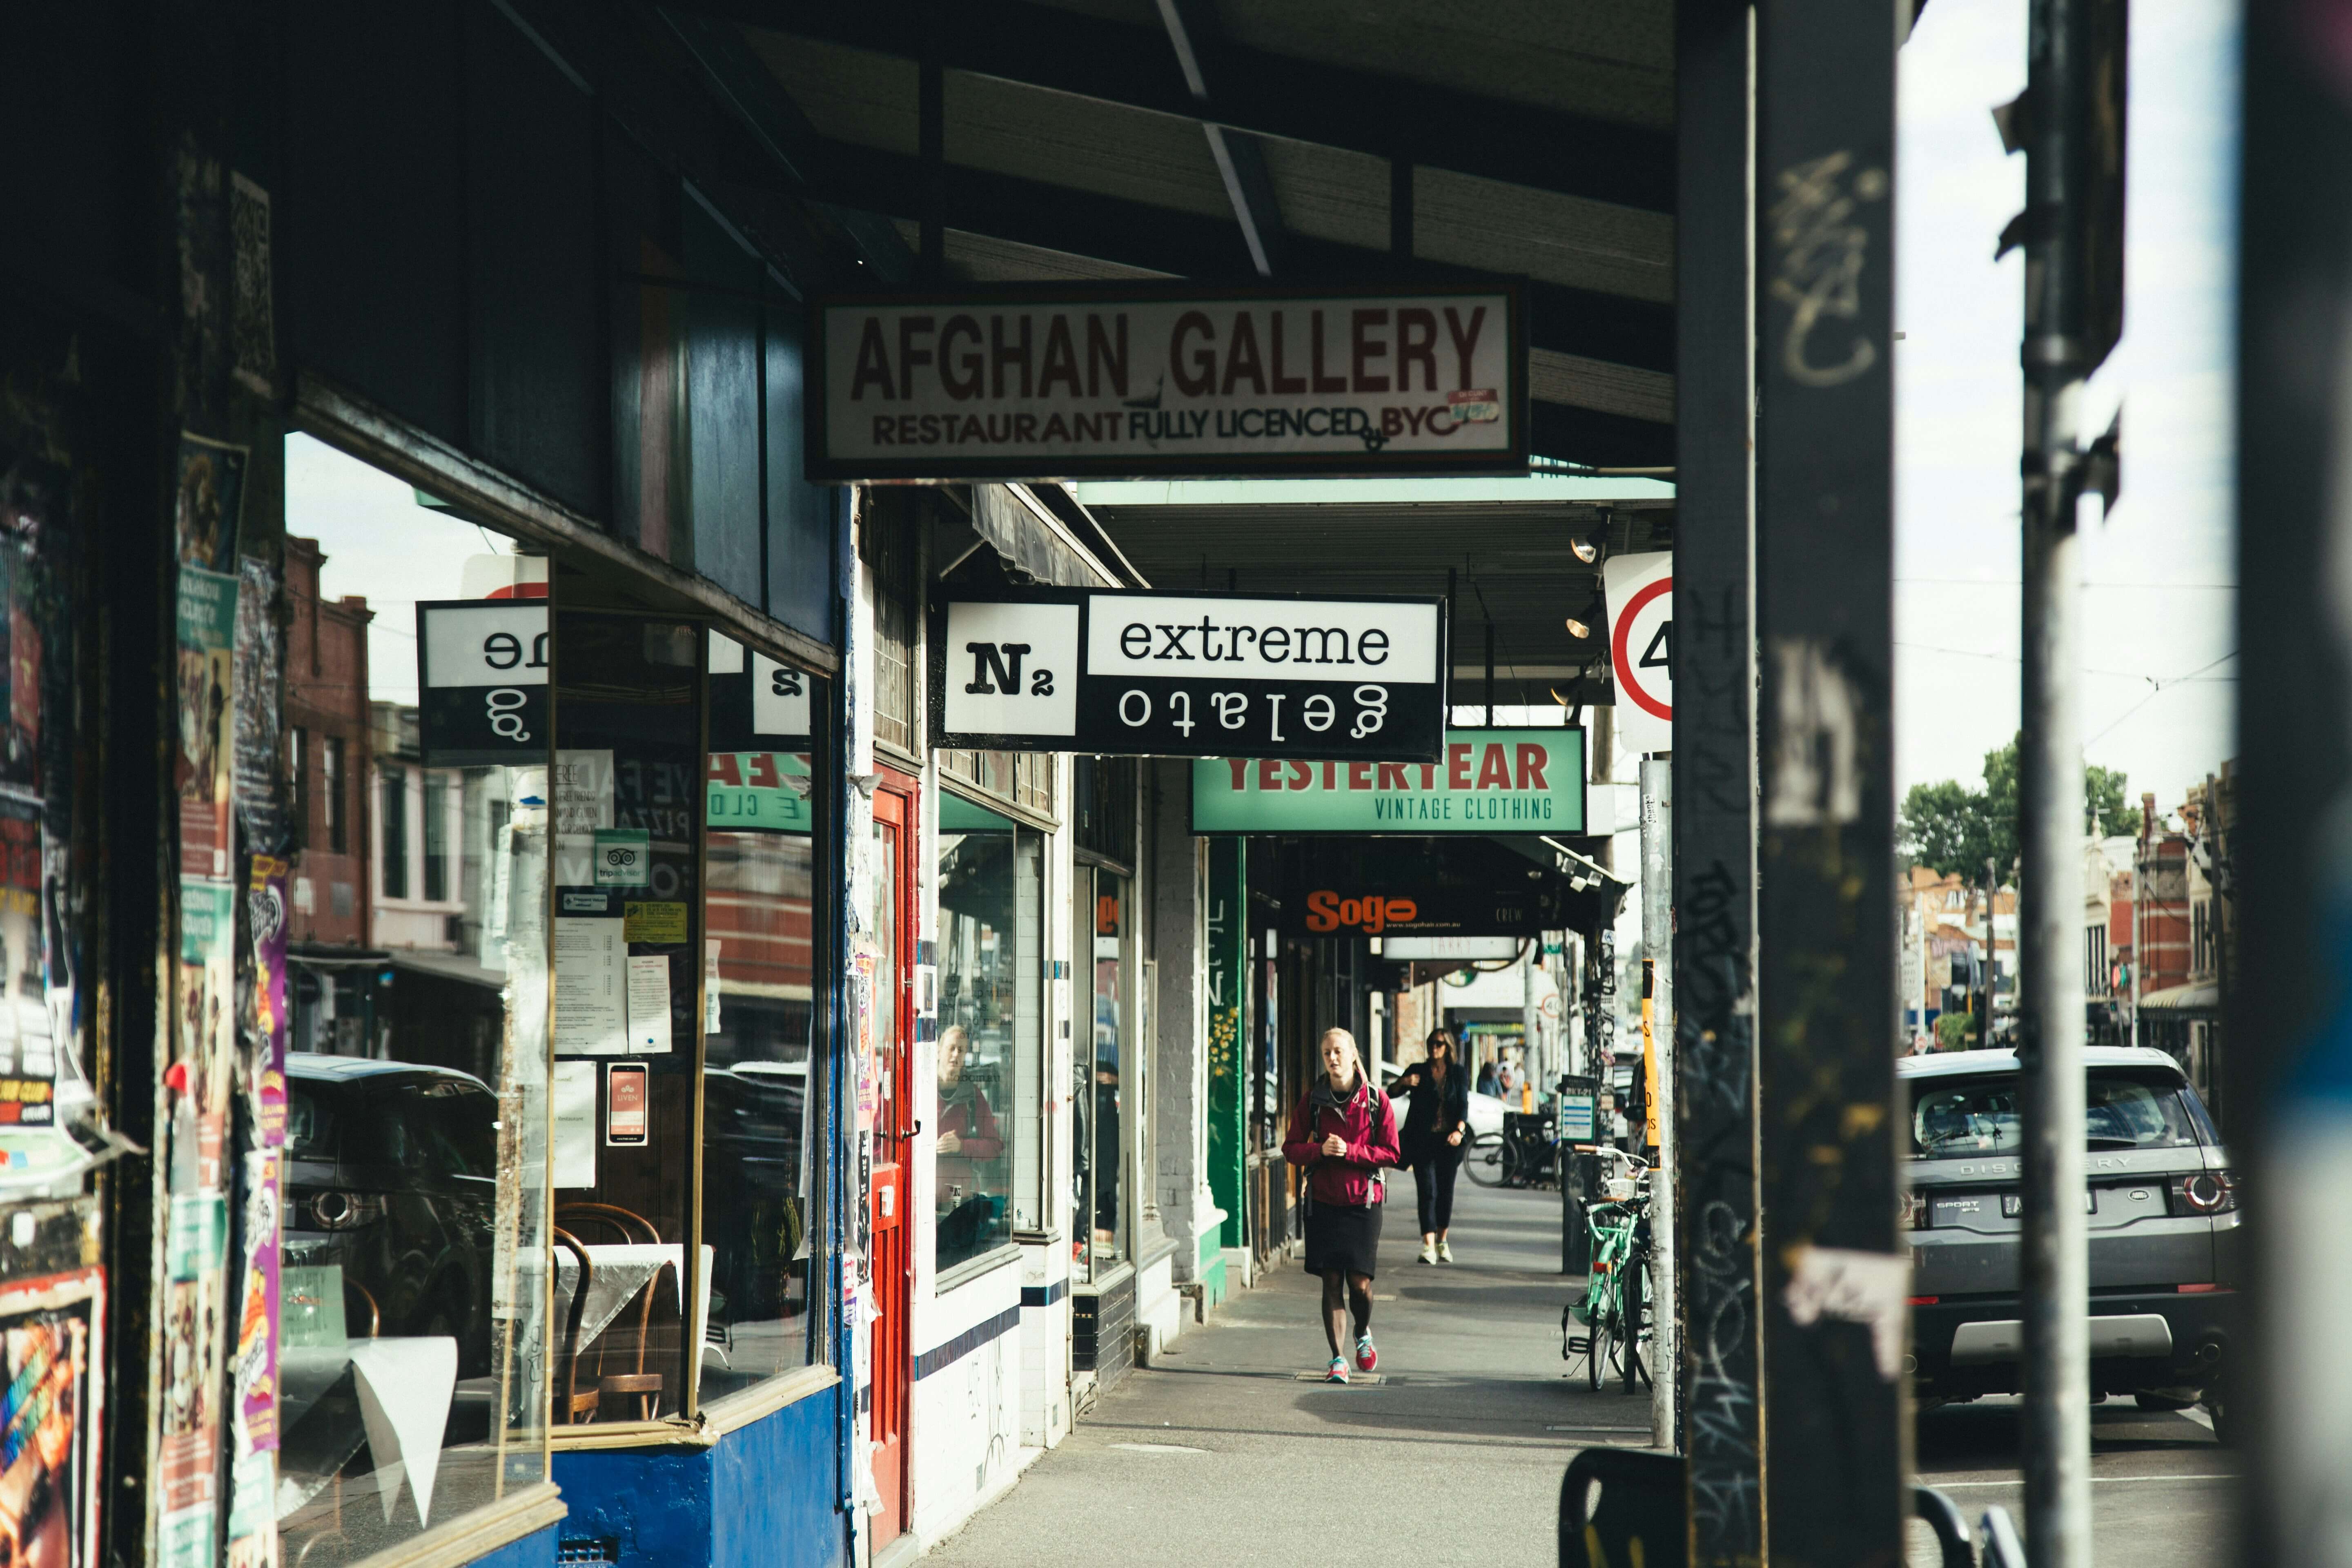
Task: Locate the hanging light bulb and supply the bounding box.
[1571,537,1599,564]
[1564,616,1591,639]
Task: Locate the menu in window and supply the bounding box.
[553,904,628,1056]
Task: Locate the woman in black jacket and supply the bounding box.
[1396,1029,1472,1263]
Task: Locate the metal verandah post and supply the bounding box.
[2018,0,2102,1559]
[1673,0,1764,1557]
[1755,0,1906,1562]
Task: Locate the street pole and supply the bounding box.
[1755,0,1904,1555]
[2017,0,2111,1560]
[1673,0,1762,1550]
[1640,756,1679,1451]
[1981,856,1997,1051]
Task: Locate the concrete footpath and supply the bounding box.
[924,1176,1647,1568]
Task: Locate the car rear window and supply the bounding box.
[1908,1070,2203,1159]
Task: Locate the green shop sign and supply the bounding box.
[706,751,814,833]
[1191,728,1584,834]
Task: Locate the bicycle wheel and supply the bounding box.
[1463,1131,1508,1187]
[1619,1255,1647,1395]
[1586,1310,1610,1391]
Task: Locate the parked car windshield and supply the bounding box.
[1908,1070,2203,1158]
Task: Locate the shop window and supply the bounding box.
[423,772,450,903]
[290,726,310,850]
[864,508,917,757]
[1074,866,1128,1274]
[276,435,553,1566]
[380,764,409,898]
[936,793,1037,1270]
[323,735,346,853]
[700,657,829,1394]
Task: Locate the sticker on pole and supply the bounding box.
[1601,552,1671,756]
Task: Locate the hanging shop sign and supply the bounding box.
[416,601,549,767]
[707,631,811,749]
[1379,935,1523,962]
[1190,728,1582,833]
[1280,880,1552,937]
[811,281,1526,481]
[1601,551,1671,755]
[930,588,1446,762]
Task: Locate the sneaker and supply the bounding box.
[1437,1240,1454,1264]
[1419,1243,1438,1265]
[1355,1334,1379,1372]
[1325,1356,1350,1384]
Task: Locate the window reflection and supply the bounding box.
[700,826,820,1394]
[935,799,1033,1271]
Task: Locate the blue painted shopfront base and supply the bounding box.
[551,1391,847,1568]
[468,1523,559,1568]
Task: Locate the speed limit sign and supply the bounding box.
[1601,552,1671,754]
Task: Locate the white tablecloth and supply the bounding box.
[275,1336,458,1526]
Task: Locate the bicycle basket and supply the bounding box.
[1603,1176,1638,1202]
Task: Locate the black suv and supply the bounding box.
[1901,1046,2240,1433]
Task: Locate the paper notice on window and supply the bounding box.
[552,1060,597,1188]
[704,939,723,1035]
[553,749,615,882]
[554,916,628,1056]
[626,954,672,1055]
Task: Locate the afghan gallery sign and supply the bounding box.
[930,588,1446,761]
[811,282,1525,481]
[1190,728,1585,834]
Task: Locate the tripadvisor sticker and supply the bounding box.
[593,828,650,887]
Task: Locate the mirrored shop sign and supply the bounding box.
[415,601,549,767]
[927,589,1446,762]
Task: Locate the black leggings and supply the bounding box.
[1320,1270,1373,1355]
[1413,1153,1461,1234]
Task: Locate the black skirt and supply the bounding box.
[1303,1199,1383,1278]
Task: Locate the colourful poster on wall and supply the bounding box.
[246,860,288,1148]
[0,1267,105,1568]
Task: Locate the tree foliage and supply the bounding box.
[1900,734,2141,881]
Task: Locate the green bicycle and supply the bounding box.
[1563,1146,1653,1394]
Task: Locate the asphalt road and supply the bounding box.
[1911,1396,2238,1566]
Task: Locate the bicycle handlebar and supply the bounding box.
[1570,1144,1653,1173]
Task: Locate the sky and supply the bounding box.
[284,433,522,704]
[1893,0,2239,815]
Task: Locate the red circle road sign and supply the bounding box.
[1610,575,1673,722]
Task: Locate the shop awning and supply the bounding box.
[2138,980,2221,1017]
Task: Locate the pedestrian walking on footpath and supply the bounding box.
[1282,1027,1400,1383]
[1396,1028,1471,1264]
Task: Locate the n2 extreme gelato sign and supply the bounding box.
[1190,728,1584,834]
[811,282,1525,481]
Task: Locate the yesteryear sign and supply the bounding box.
[417,601,548,766]
[812,282,1525,481]
[929,588,1446,761]
[1190,728,1584,833]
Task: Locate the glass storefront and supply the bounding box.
[1075,866,1128,1276]
[934,793,1038,1271]
[276,441,554,1564]
[273,436,838,1563]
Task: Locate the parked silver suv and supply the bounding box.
[1901,1047,2240,1433]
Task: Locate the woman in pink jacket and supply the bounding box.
[1283,1027,1401,1383]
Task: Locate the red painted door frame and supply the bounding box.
[867,774,918,1545]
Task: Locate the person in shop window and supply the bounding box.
[1476,1057,1501,1098]
[1396,1029,1471,1265]
[936,1025,1004,1263]
[1282,1027,1400,1384]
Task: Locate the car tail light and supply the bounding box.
[1909,1296,1939,1306]
[2167,1171,2236,1216]
[305,1190,388,1230]
[2177,1282,2225,1293]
